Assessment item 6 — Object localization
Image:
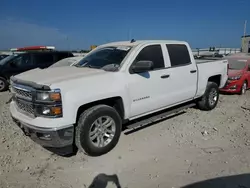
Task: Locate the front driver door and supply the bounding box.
[127,44,171,118]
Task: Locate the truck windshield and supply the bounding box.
[75,46,131,69]
[228,59,247,70]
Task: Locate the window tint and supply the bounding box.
[56,52,73,62]
[134,45,165,69]
[12,54,32,67]
[34,53,54,64]
[166,44,191,67]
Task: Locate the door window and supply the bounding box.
[166,44,191,67]
[134,45,165,70]
[12,54,32,67]
[34,53,54,65]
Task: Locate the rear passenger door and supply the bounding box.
[33,53,54,68]
[165,44,197,104]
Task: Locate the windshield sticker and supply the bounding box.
[116,46,131,51]
[237,59,248,62]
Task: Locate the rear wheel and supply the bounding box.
[240,81,247,95]
[0,77,8,92]
[197,82,219,111]
[75,105,122,156]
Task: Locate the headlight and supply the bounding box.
[35,89,63,117]
[36,105,63,117]
[36,89,61,102]
[228,75,241,80]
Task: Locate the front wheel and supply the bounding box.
[0,77,8,92]
[197,82,219,111]
[75,105,122,156]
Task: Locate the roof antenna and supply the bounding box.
[130,39,136,43]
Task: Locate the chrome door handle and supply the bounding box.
[190,70,197,73]
[161,74,170,79]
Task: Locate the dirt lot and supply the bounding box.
[0,91,250,188]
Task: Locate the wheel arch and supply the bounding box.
[76,96,125,124]
[208,75,221,87]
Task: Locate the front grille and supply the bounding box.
[11,84,35,117]
[15,99,35,116]
[12,86,32,99]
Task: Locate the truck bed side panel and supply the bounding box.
[196,60,228,97]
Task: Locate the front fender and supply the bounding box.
[60,88,130,125]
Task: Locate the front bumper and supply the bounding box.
[11,116,74,148]
[219,80,241,93]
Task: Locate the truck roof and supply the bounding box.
[99,40,187,48]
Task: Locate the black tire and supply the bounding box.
[75,104,122,156]
[197,82,219,111]
[0,77,8,92]
[240,81,247,95]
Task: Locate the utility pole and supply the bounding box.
[244,20,247,37]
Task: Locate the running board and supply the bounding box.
[126,103,196,130]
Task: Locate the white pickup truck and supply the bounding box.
[9,40,228,156]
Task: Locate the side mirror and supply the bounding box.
[131,60,154,73]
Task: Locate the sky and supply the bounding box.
[0,0,249,50]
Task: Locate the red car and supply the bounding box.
[220,55,250,94]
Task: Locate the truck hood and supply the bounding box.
[14,66,108,86]
[228,69,244,77]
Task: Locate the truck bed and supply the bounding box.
[195,58,228,98]
[195,57,225,64]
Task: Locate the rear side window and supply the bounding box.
[34,53,54,64]
[55,52,74,62]
[166,44,191,67]
[134,45,165,69]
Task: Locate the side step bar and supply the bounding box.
[126,103,196,130]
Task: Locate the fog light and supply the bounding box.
[37,133,52,140]
[230,85,237,89]
[64,129,73,137]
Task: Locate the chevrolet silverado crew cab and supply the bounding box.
[9,40,228,156]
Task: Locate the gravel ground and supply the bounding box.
[0,91,250,188]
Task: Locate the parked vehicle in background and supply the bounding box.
[0,54,9,61]
[220,55,250,94]
[9,40,228,156]
[0,47,73,91]
[49,56,83,68]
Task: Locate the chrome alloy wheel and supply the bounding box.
[89,116,116,148]
[208,88,218,106]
